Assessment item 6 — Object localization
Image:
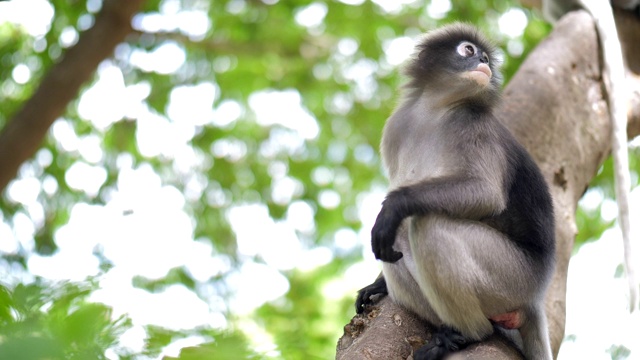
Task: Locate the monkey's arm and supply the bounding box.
[372,175,506,262]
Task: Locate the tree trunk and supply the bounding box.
[336,9,640,359]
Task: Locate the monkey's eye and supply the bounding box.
[464,45,474,56]
[456,42,476,58]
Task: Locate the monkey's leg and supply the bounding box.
[381,221,442,325]
[409,215,549,359]
[518,304,553,360]
[381,217,486,360]
[381,256,442,326]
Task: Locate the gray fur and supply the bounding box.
[376,24,554,360]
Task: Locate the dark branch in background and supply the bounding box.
[129,29,333,59]
[336,10,640,360]
[0,0,145,194]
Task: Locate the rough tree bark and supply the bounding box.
[0,0,145,194]
[336,10,640,360]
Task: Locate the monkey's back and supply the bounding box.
[481,124,556,273]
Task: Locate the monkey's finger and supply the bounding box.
[381,249,403,263]
[371,235,380,257]
[355,290,374,312]
[391,250,403,262]
[355,296,365,313]
[371,227,380,253]
[372,232,401,262]
[372,240,393,260]
[371,234,389,259]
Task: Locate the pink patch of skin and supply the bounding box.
[489,310,523,330]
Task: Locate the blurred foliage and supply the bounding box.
[607,344,632,360]
[166,334,255,360]
[0,281,130,360]
[0,0,636,359]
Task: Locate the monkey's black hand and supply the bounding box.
[355,276,388,314]
[371,193,404,262]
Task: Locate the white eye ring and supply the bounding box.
[457,42,476,57]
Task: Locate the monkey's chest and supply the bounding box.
[388,135,461,189]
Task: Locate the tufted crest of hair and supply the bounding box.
[403,23,502,95]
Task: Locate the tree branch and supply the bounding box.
[336,10,640,359]
[128,29,333,60]
[0,0,144,194]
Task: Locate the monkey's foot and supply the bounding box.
[355,276,388,314]
[414,326,468,360]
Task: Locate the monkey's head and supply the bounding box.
[404,23,502,107]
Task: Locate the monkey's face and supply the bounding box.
[417,38,497,91]
[455,41,493,88]
[404,24,502,103]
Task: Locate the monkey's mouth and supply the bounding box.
[463,63,492,87]
[473,63,492,79]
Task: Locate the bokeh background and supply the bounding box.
[0,0,638,359]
